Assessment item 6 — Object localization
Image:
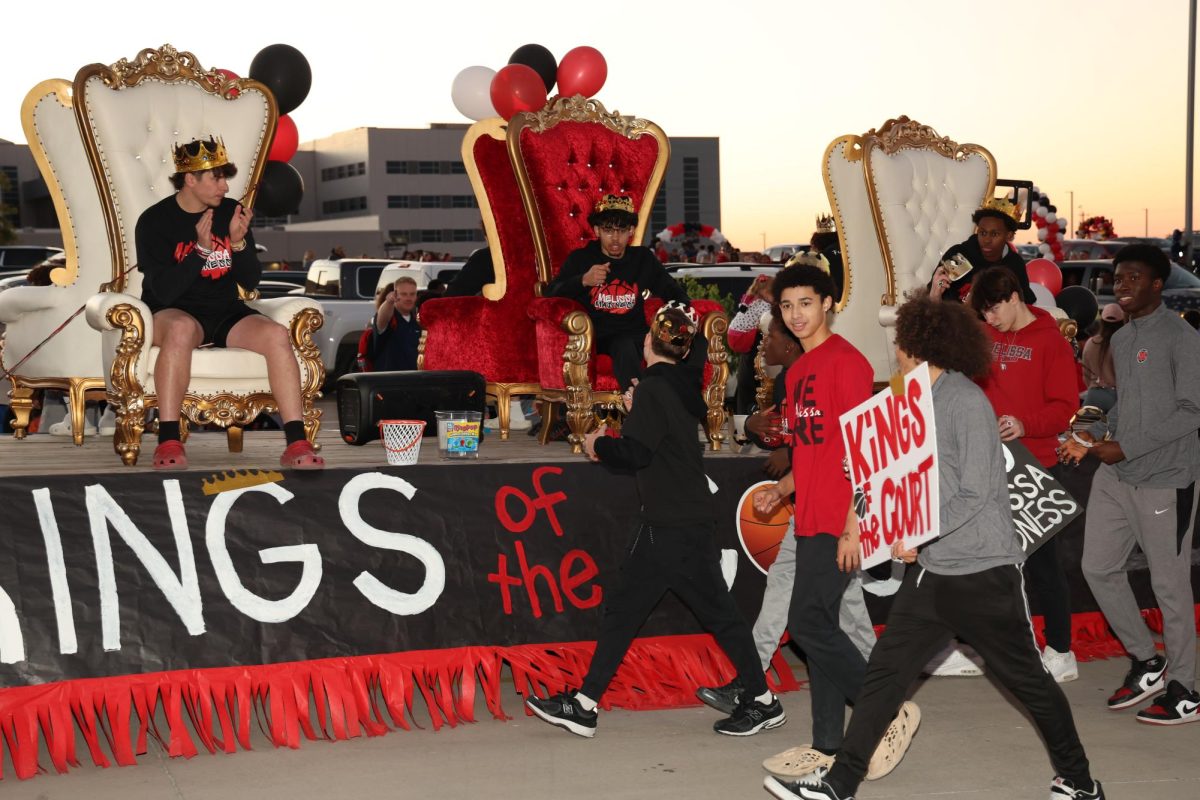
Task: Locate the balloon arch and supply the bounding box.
[656,222,727,246]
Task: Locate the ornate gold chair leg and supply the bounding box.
[565,390,594,454]
[179,416,189,443]
[495,387,511,441]
[8,385,35,440]
[226,426,244,453]
[538,401,558,446]
[67,380,89,446]
[706,406,727,452]
[303,409,322,449]
[114,411,144,466]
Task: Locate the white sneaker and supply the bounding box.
[925,643,984,677]
[47,418,74,436]
[1042,646,1079,683]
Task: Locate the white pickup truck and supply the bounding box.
[298,258,462,384]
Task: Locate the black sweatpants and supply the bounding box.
[580,521,767,702]
[1022,464,1074,652]
[825,563,1091,796]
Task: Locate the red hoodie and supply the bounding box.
[976,306,1077,468]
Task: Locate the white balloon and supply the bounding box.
[1030,282,1056,310]
[1046,212,1058,225]
[1039,243,1052,254]
[1037,227,1048,242]
[451,66,498,121]
[1035,206,1047,218]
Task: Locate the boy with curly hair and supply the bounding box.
[766,295,1102,800]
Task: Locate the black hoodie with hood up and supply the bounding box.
[593,360,712,525]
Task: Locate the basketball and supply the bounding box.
[736,481,794,574]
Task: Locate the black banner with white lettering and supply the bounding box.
[0,460,769,684]
[1003,440,1081,555]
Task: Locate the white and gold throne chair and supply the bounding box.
[823,116,996,380]
[0,80,112,444]
[73,45,324,466]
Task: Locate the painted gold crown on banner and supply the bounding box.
[172,136,228,173]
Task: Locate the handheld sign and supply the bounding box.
[840,362,939,569]
[1002,440,1080,554]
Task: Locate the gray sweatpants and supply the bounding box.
[1081,465,1199,691]
[754,523,877,668]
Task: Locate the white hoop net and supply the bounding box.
[380,419,426,465]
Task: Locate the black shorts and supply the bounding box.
[178,303,261,348]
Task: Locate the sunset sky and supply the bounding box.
[2,0,1191,249]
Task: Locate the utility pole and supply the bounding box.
[1186,0,1197,266]
[1145,208,1149,237]
[1069,190,1074,237]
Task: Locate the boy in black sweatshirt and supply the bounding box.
[525,304,783,738]
[134,137,322,471]
[545,194,689,389]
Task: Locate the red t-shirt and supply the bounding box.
[784,334,874,537]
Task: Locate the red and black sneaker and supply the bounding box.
[1107,654,1167,710]
[1136,680,1200,726]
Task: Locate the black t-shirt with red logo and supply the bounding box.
[546,241,689,340]
[135,195,261,317]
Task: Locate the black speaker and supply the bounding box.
[336,370,487,445]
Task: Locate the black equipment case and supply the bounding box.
[336,370,487,445]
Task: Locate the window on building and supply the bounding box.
[388,195,410,209]
[420,229,443,242]
[322,196,368,215]
[450,161,467,174]
[682,157,700,223]
[386,161,406,174]
[418,162,439,175]
[419,195,440,209]
[0,166,18,226]
[452,229,481,242]
[356,162,366,176]
[450,195,478,208]
[650,192,667,242]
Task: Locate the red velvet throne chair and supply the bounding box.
[510,96,730,452]
[416,117,542,438]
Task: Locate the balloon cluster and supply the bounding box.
[1029,186,1065,264]
[1076,215,1117,240]
[450,44,609,122]
[219,44,312,217]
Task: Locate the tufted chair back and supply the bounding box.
[507,95,668,286]
[824,117,994,379]
[75,48,273,295]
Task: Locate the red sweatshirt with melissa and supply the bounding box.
[976,306,1077,468]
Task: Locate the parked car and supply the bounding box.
[1060,259,1200,313]
[1059,239,1126,261]
[762,243,808,263]
[666,263,780,302]
[0,245,63,280]
[375,261,464,295]
[299,259,403,383]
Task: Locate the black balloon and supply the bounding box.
[249,44,312,115]
[1048,204,1057,213]
[255,161,304,216]
[1056,285,1099,328]
[509,43,557,92]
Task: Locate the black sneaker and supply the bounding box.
[713,694,785,736]
[695,677,743,715]
[1107,654,1167,710]
[525,691,597,738]
[763,767,853,799]
[1135,680,1200,726]
[1050,776,1105,798]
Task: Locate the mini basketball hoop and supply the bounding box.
[379,419,426,465]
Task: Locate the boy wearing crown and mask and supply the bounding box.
[525,304,785,739]
[929,198,1036,305]
[546,194,690,390]
[134,136,323,471]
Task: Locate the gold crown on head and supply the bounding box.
[815,213,836,233]
[173,136,228,174]
[594,193,636,215]
[981,196,1021,223]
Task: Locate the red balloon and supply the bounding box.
[489,64,548,120]
[557,46,607,98]
[268,114,298,162]
[1027,258,1063,296]
[216,68,240,98]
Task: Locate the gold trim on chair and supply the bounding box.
[461,117,510,302]
[507,95,671,287]
[74,44,278,292]
[859,116,996,307]
[821,135,861,314]
[20,80,81,288]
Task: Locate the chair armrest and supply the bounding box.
[86,292,151,334]
[528,297,593,391]
[528,296,585,326]
[247,296,323,325]
[0,286,64,322]
[418,295,487,329]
